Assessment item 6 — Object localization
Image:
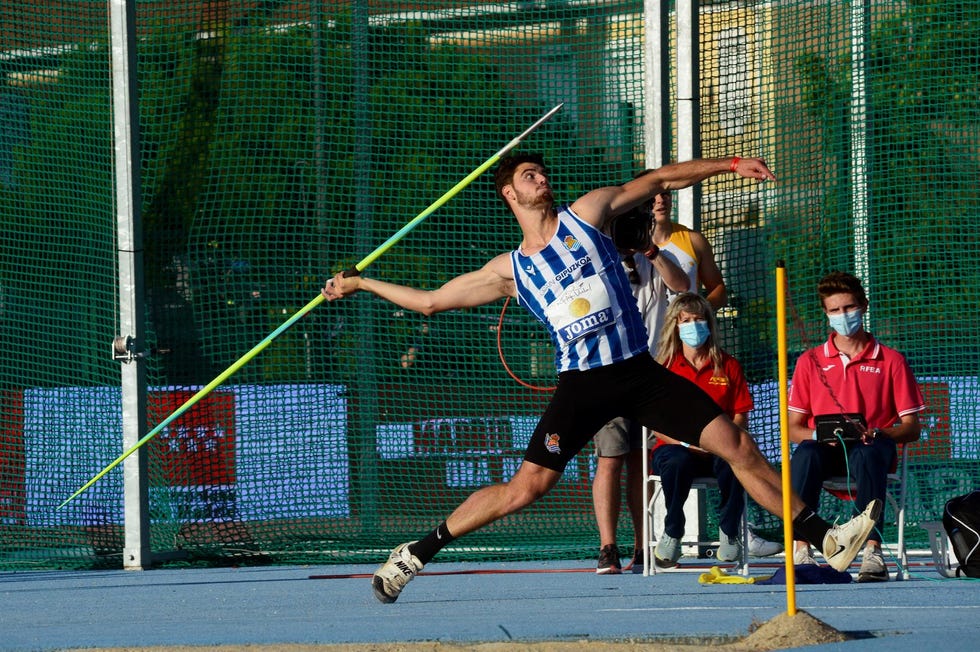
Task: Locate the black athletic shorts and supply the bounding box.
[523,354,724,472]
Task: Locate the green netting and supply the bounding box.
[1,0,978,570]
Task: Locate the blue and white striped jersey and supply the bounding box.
[510,205,649,372]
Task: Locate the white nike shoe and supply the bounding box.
[372,541,423,603]
[821,500,883,572]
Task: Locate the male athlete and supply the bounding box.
[323,153,880,603]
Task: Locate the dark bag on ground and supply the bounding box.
[942,490,980,578]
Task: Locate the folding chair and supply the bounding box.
[920,520,958,578]
[640,428,749,576]
[821,444,909,580]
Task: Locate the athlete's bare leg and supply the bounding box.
[697,414,805,519]
[445,460,562,537]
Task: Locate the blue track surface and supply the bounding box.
[2,555,977,651]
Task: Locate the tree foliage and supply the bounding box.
[785,1,980,372]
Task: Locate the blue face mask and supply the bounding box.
[828,308,864,337]
[678,320,711,348]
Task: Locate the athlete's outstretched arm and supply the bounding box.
[573,157,775,228]
[322,253,515,316]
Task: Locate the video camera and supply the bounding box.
[608,205,653,252]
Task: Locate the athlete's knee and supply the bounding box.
[505,463,560,507]
[704,423,760,464]
[697,415,740,451]
[505,483,550,510]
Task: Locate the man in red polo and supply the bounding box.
[788,271,924,582]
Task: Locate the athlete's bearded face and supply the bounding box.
[509,163,554,209]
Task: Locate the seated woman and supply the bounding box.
[650,292,753,567]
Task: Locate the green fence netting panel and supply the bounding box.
[1,0,977,570]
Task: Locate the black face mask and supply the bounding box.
[608,207,652,252]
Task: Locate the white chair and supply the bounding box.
[641,429,749,576]
[820,444,909,580]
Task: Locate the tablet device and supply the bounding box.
[814,413,867,444]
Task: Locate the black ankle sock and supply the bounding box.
[409,521,455,565]
[792,507,832,548]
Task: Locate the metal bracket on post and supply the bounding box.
[112,335,150,362]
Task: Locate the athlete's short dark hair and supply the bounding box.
[493,152,546,208]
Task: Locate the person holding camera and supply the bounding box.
[649,190,727,309]
[590,195,690,574]
[787,271,924,581]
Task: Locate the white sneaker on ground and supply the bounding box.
[654,535,681,568]
[821,500,882,572]
[857,544,889,582]
[793,544,817,565]
[372,541,423,603]
[747,529,783,557]
[716,532,742,562]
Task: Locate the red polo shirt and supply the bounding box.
[652,352,753,452]
[788,334,925,429]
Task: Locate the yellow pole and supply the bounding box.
[776,260,797,615]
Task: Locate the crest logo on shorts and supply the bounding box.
[544,433,561,454]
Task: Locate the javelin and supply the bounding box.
[58,103,564,509]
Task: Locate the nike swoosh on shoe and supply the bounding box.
[826,544,846,560]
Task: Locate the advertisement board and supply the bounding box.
[17,384,348,526]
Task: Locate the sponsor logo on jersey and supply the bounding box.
[557,308,613,344]
[541,256,591,296]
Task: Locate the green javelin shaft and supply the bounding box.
[58,103,564,509]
